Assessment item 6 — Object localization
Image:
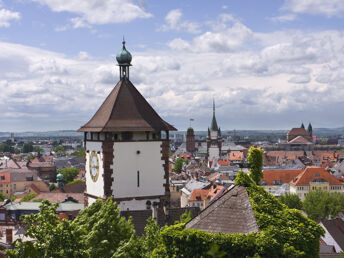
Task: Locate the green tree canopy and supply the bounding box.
[303,190,344,220]
[279,193,303,210]
[22,143,34,153]
[57,167,79,184]
[173,158,187,173]
[247,146,263,184]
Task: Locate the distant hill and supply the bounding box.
[0,130,83,138]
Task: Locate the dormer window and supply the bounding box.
[315,173,320,177]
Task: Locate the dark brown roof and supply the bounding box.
[185,186,259,234]
[78,78,176,132]
[287,128,309,136]
[321,218,344,251]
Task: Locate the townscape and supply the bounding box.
[0,41,343,257]
[2,0,344,257]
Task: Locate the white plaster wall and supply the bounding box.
[180,191,189,208]
[209,147,219,160]
[119,198,158,211]
[210,131,218,139]
[88,196,98,206]
[112,141,165,198]
[85,141,104,198]
[132,132,147,141]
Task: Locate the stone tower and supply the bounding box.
[78,40,177,210]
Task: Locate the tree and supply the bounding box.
[247,146,263,184]
[57,167,79,184]
[21,193,37,202]
[71,147,85,158]
[73,198,134,257]
[6,201,85,257]
[303,190,344,220]
[279,193,302,210]
[22,143,34,153]
[7,199,135,257]
[0,192,6,201]
[173,158,186,173]
[49,184,57,191]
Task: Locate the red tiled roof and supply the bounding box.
[217,160,230,166]
[288,128,309,136]
[292,166,344,186]
[189,189,208,202]
[262,169,303,185]
[228,152,243,161]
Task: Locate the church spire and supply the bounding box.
[301,122,305,129]
[210,99,219,131]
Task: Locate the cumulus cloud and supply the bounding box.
[168,20,252,53]
[31,0,152,27]
[0,8,20,27]
[283,0,344,17]
[3,12,344,130]
[159,9,201,34]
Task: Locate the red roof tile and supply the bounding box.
[262,169,303,185]
[292,166,344,186]
[189,189,208,202]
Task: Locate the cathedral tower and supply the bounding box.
[206,100,222,161]
[79,41,176,210]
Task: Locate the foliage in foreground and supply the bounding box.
[247,146,263,184]
[150,172,324,257]
[303,190,344,220]
[279,193,303,210]
[7,198,133,258]
[7,173,324,257]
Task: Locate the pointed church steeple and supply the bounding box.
[210,99,219,131]
[301,122,305,129]
[308,123,313,136]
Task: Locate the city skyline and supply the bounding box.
[1,0,344,131]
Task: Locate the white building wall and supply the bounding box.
[119,198,159,211]
[209,146,220,160]
[112,141,165,198]
[85,141,104,198]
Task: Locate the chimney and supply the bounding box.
[6,228,13,244]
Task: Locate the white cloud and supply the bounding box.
[159,9,201,34]
[3,12,344,130]
[283,0,344,17]
[32,0,152,26]
[0,8,20,27]
[169,21,252,53]
[269,13,296,22]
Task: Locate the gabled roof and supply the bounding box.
[288,136,313,144]
[287,127,309,136]
[78,78,176,132]
[186,186,259,234]
[321,218,344,252]
[291,166,343,186]
[262,169,303,185]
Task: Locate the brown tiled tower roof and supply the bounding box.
[78,78,176,132]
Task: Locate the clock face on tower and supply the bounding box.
[89,151,100,182]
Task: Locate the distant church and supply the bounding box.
[287,123,313,144]
[78,41,176,210]
[206,100,222,161]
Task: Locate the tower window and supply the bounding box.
[122,132,133,141]
[113,134,118,141]
[137,171,140,187]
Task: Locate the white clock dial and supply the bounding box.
[89,151,99,182]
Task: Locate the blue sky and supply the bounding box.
[1,0,344,132]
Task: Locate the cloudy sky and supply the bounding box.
[1,0,344,132]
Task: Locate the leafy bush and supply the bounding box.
[279,193,302,210]
[57,167,79,183]
[151,172,324,257]
[21,193,37,202]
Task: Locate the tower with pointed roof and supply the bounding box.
[206,100,222,162]
[79,41,176,210]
